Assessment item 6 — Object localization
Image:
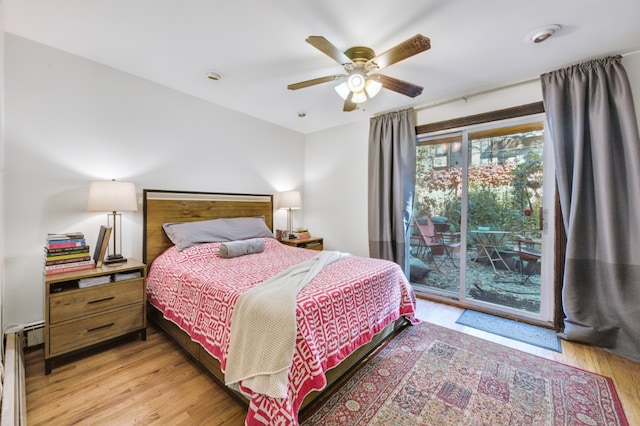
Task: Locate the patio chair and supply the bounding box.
[411,217,459,271]
[432,217,462,251]
[513,235,541,284]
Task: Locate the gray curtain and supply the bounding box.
[541,56,640,362]
[368,108,416,274]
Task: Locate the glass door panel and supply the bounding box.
[465,123,544,313]
[412,135,463,298]
[411,118,550,319]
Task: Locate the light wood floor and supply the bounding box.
[25,298,640,425]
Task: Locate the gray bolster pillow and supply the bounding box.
[219,238,265,258]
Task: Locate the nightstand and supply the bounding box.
[281,236,323,251]
[44,259,147,374]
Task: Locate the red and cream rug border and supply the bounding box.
[301,322,628,425]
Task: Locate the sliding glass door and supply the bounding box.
[410,114,554,322]
[411,134,463,296]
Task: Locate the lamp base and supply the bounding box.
[103,254,127,265]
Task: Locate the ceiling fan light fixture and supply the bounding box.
[364,78,382,98]
[347,72,366,93]
[289,34,431,110]
[335,81,350,100]
[336,75,382,102]
[351,90,368,104]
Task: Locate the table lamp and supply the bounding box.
[87,179,138,264]
[278,190,301,239]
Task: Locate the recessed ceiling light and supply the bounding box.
[526,25,561,44]
[205,71,223,81]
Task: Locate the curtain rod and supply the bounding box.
[412,76,540,113]
[409,49,640,114]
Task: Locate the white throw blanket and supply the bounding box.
[225,250,346,398]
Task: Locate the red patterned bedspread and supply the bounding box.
[146,238,416,425]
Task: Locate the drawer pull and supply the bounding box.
[87,296,115,304]
[87,323,115,333]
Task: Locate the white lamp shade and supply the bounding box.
[87,180,138,212]
[351,90,368,103]
[365,78,382,98]
[335,81,350,100]
[278,191,302,210]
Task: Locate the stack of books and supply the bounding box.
[45,232,95,275]
[291,228,311,240]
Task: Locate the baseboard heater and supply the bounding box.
[1,332,27,425]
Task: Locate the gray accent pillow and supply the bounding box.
[163,216,274,251]
[409,255,431,281]
[219,238,265,258]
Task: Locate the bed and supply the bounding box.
[142,189,417,425]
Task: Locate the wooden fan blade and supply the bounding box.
[367,34,430,71]
[343,93,358,112]
[378,74,423,98]
[288,74,345,90]
[306,36,353,65]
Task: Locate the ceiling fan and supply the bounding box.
[287,34,431,111]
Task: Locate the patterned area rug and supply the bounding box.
[301,322,628,425]
[455,309,562,352]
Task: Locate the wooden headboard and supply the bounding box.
[142,189,274,266]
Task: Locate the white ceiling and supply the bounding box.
[5,0,640,134]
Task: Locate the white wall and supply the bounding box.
[305,120,370,256]
[0,2,6,341]
[625,52,640,126]
[3,35,305,326]
[304,52,640,258]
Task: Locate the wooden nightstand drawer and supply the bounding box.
[301,240,323,250]
[44,259,147,374]
[281,236,323,250]
[49,279,144,324]
[48,304,144,356]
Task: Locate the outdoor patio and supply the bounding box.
[410,248,541,313]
